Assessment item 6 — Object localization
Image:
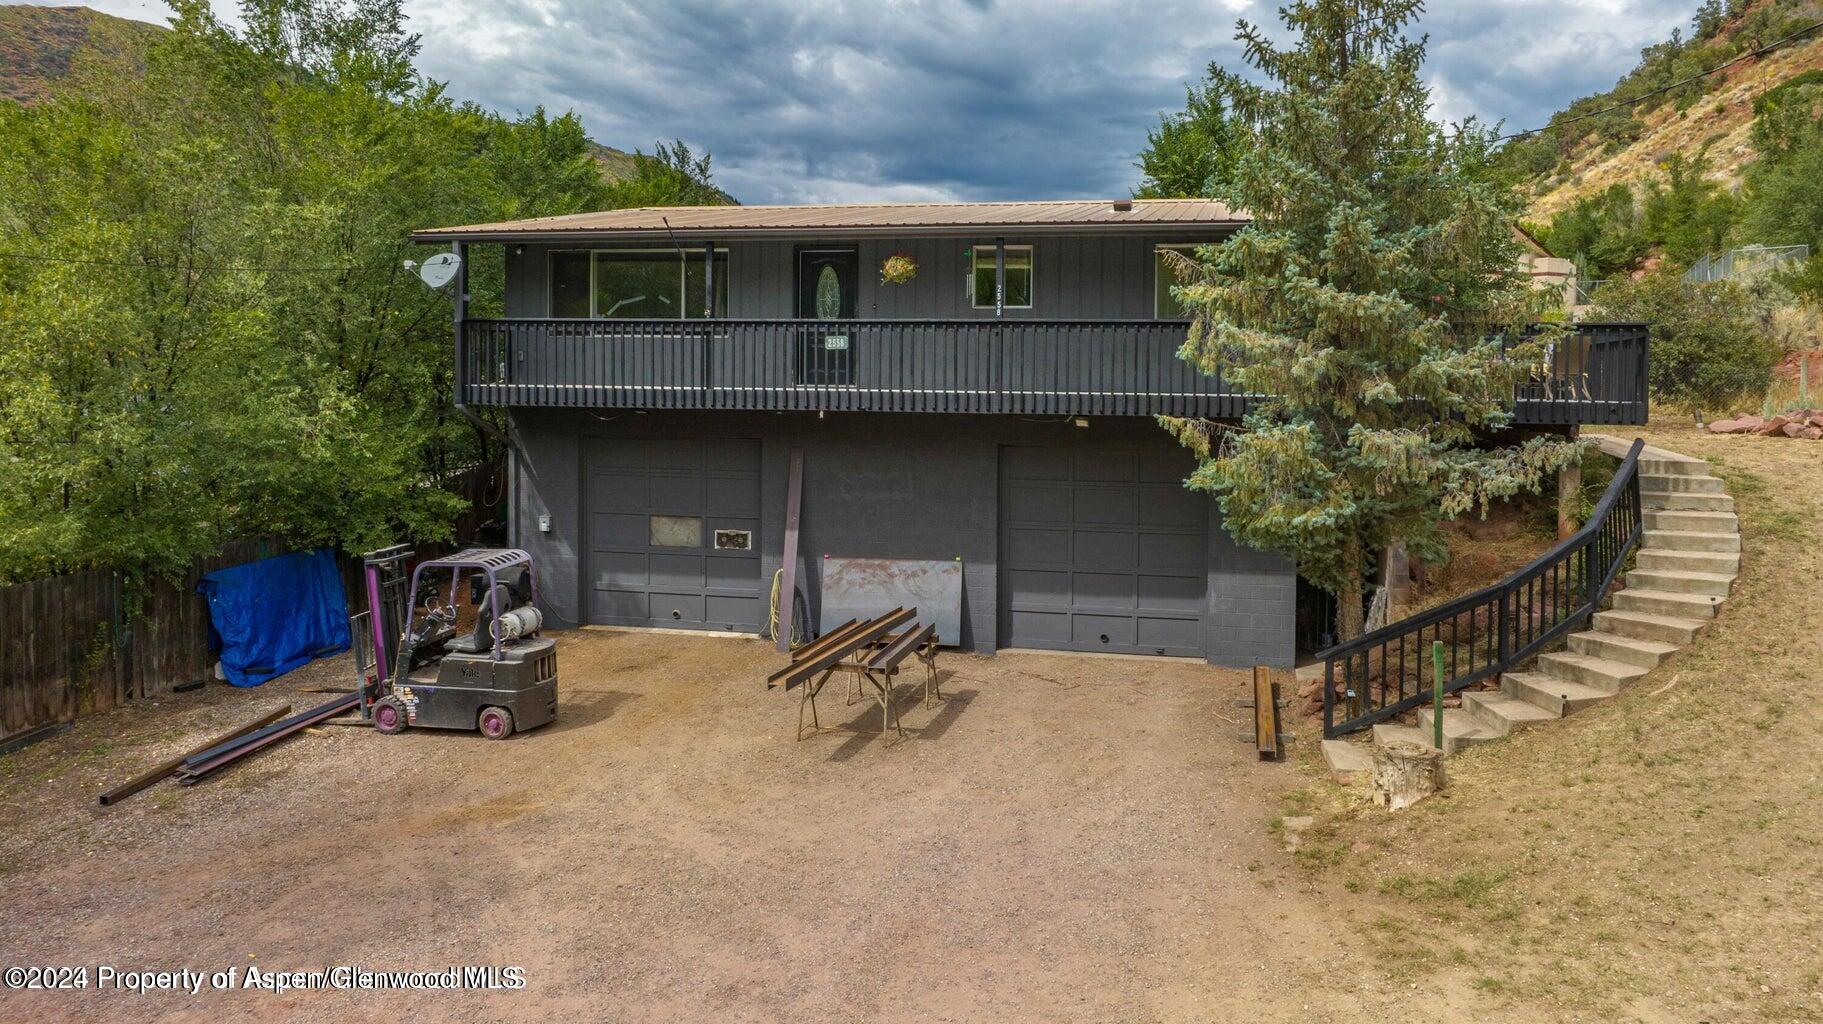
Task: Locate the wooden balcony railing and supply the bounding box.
[456,318,1649,424]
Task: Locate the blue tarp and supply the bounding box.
[198,548,350,687]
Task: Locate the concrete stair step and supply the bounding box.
[1645,509,1739,534]
[1592,608,1710,644]
[1568,629,1679,669]
[1637,548,1741,575]
[1642,529,1740,553]
[1503,671,1612,717]
[1625,568,1736,597]
[1613,587,1723,619]
[1639,473,1724,494]
[1635,453,1713,477]
[1414,707,1500,753]
[1320,738,1373,781]
[1641,490,1734,511]
[1462,689,1558,736]
[1536,651,1650,693]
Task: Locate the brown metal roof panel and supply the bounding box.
[411,198,1247,239]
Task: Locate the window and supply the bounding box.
[549,249,728,318]
[968,244,1033,309]
[1154,245,1211,319]
[649,515,703,548]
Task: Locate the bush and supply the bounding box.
[1590,272,1780,414]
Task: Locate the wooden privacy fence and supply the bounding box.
[0,464,503,743]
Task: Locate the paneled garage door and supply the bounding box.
[999,446,1207,657]
[584,438,763,631]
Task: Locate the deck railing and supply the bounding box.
[457,318,1649,423]
[1319,438,1645,738]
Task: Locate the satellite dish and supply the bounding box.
[416,251,462,289]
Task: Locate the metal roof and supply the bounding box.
[412,198,1247,242]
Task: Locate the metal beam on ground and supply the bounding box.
[175,693,360,783]
[98,704,291,806]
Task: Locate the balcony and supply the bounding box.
[457,318,1649,425]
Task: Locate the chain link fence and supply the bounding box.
[1682,245,1810,285]
[1653,359,1816,423]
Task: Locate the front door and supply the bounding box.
[796,247,858,385]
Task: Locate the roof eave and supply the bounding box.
[409,219,1250,244]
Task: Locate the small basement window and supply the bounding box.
[968,244,1033,309]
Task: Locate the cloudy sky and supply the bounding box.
[64,0,1697,204]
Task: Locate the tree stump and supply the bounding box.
[1371,740,1445,811]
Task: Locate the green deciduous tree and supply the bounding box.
[1640,153,1738,268]
[1536,184,1647,279]
[0,0,716,584]
[1591,271,1778,413]
[1134,77,1243,199]
[1159,0,1580,641]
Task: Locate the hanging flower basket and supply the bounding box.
[880,252,918,285]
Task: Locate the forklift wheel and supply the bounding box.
[478,706,515,740]
[373,697,408,735]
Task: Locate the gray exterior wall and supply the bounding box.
[502,232,1227,320]
[507,409,1295,668]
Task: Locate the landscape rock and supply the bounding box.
[1709,415,1763,434]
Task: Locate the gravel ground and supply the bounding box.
[0,629,1449,1023]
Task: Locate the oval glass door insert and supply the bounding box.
[815,265,841,320]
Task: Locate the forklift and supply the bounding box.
[352,547,558,739]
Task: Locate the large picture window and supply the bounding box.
[549,249,728,318]
[1154,245,1211,319]
[968,244,1033,309]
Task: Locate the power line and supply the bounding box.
[0,250,409,274]
[1497,17,1823,145]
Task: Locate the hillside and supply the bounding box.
[0,5,704,199]
[1505,0,1823,222]
[0,4,162,104]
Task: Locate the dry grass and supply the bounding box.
[1285,417,1823,1022]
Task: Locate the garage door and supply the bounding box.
[584,438,763,631]
[999,446,1207,657]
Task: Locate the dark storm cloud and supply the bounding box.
[74,0,1702,202]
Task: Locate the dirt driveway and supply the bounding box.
[0,629,1450,1023]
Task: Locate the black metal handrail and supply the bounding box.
[1319,438,1645,738]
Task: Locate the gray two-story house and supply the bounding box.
[413,199,1649,667]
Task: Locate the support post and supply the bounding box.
[703,241,715,318]
[994,237,1005,318]
[451,240,467,404]
[776,447,805,653]
[1557,456,1582,540]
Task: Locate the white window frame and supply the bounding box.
[1153,244,1214,319]
[548,247,728,319]
[966,243,1034,310]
